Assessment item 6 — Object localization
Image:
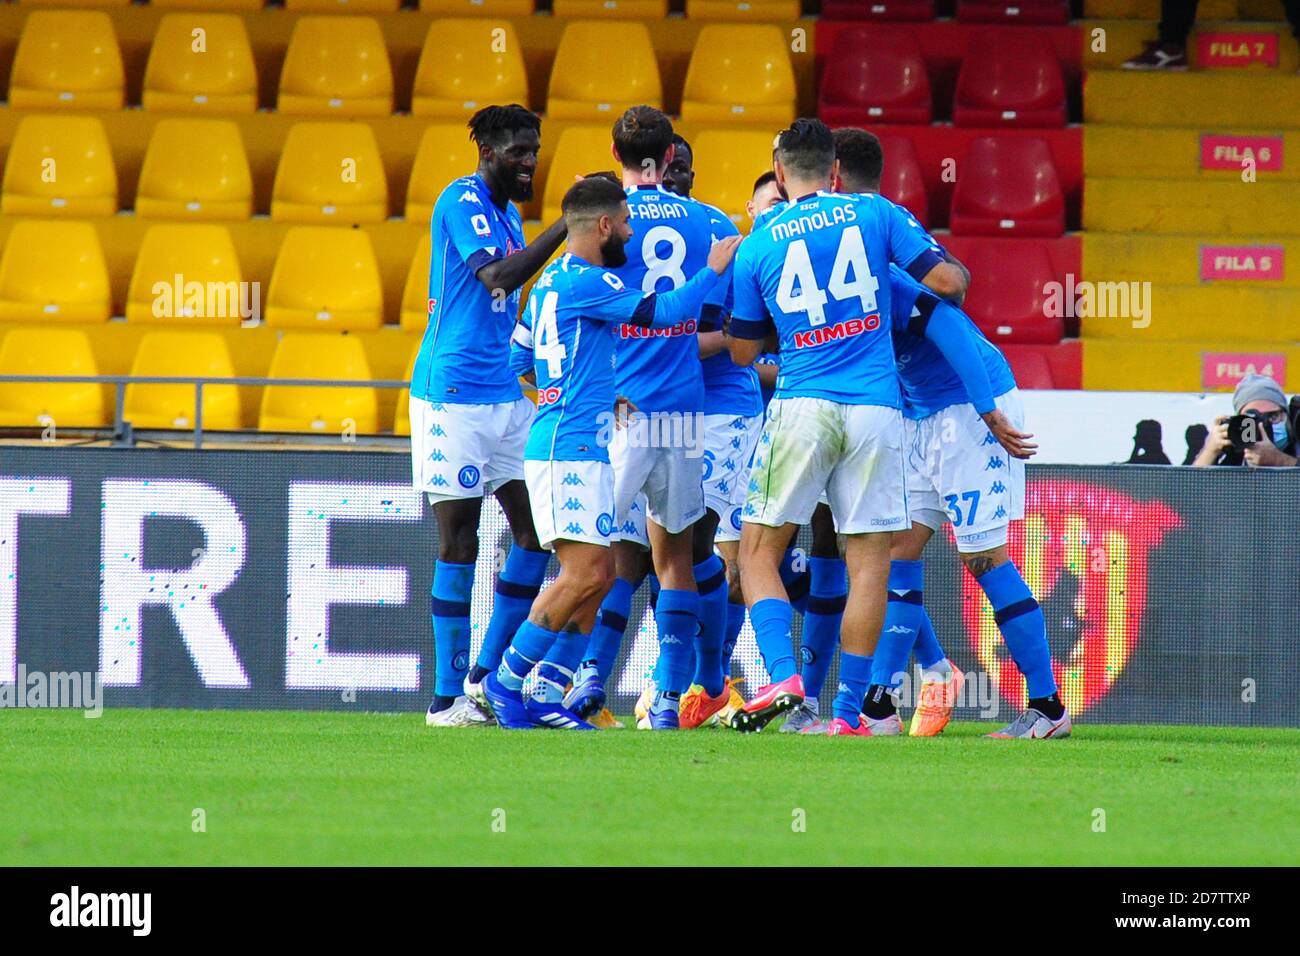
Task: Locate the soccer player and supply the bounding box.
[412,105,568,727]
[480,176,740,729]
[725,118,948,735]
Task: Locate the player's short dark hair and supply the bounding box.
[467,104,540,150]
[752,170,779,194]
[672,133,693,163]
[562,175,627,223]
[833,127,884,192]
[612,106,675,171]
[776,118,836,179]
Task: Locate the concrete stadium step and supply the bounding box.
[1083,233,1300,287]
[1084,126,1300,181]
[1078,284,1300,341]
[1084,178,1300,235]
[1085,70,1300,127]
[1082,338,1298,391]
[1084,19,1300,73]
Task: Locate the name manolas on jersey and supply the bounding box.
[412,174,525,405]
[611,185,729,414]
[731,190,943,406]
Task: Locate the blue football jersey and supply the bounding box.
[699,203,762,417]
[411,174,526,405]
[611,185,722,414]
[754,352,779,409]
[517,254,672,463]
[887,266,1016,420]
[730,191,942,406]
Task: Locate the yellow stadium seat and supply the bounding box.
[541,125,615,223]
[142,14,258,114]
[136,119,254,221]
[266,227,383,330]
[419,0,535,15]
[259,333,379,433]
[412,19,527,119]
[152,0,262,9]
[9,10,124,111]
[393,341,419,436]
[124,331,241,431]
[127,224,248,325]
[0,328,106,428]
[685,0,802,21]
[285,0,400,10]
[400,234,433,330]
[277,16,393,117]
[1,115,118,217]
[0,220,111,323]
[691,129,778,225]
[681,25,795,127]
[405,124,480,222]
[271,122,389,223]
[552,0,667,17]
[547,22,661,121]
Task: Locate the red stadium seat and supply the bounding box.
[876,133,928,226]
[818,27,932,126]
[942,238,1063,344]
[949,136,1064,237]
[821,0,934,21]
[1000,347,1056,389]
[956,1,1069,26]
[954,29,1066,128]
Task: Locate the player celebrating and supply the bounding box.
[725,118,947,735]
[481,176,740,729]
[412,105,568,727]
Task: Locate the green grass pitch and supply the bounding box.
[3,709,1297,866]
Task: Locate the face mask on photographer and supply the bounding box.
[1272,419,1289,449]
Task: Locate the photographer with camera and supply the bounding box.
[1192,373,1298,468]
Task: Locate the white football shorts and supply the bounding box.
[409,395,533,504]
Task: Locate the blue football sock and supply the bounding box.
[750,598,797,683]
[476,547,549,676]
[497,620,559,693]
[723,599,745,675]
[913,607,947,670]
[654,589,699,695]
[692,555,728,696]
[534,629,588,703]
[801,556,846,697]
[584,576,636,682]
[834,652,872,724]
[976,562,1057,699]
[779,548,810,615]
[871,559,925,690]
[431,561,474,698]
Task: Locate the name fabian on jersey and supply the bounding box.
[629,202,688,220]
[769,202,857,243]
[793,314,880,349]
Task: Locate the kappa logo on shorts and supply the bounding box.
[730,437,742,450]
[730,418,747,430]
[428,449,447,462]
[430,475,450,487]
[717,478,730,494]
[596,513,614,537]
[743,503,756,516]
[561,472,585,486]
[429,424,447,437]
[992,505,1007,519]
[748,478,760,493]
[560,497,585,511]
[564,522,585,535]
[428,402,446,411]
[990,480,1007,494]
[982,432,999,445]
[730,507,743,530]
[984,456,1005,471]
[458,465,481,488]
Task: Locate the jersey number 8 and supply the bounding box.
[641,226,687,292]
[776,225,880,327]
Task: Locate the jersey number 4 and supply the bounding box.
[776,226,879,327]
[530,290,565,380]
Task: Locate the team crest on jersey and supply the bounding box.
[956,481,1181,718]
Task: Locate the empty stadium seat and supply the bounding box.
[142,14,258,114]
[277,16,394,116]
[259,333,379,433]
[548,22,661,121]
[266,227,384,330]
[124,331,242,431]
[692,129,779,226]
[16,0,131,6]
[820,0,934,19]
[411,19,527,119]
[956,0,1069,25]
[541,125,615,222]
[286,0,401,11]
[271,122,388,223]
[1,115,118,217]
[127,223,248,325]
[950,137,1064,237]
[954,29,1066,128]
[406,125,481,222]
[818,26,932,126]
[552,0,666,17]
[877,133,929,226]
[0,221,111,323]
[401,234,433,331]
[419,0,534,14]
[1000,346,1057,389]
[941,237,1063,343]
[9,10,124,111]
[0,328,107,428]
[136,119,254,220]
[681,25,796,127]
[151,0,263,7]
[685,0,802,21]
